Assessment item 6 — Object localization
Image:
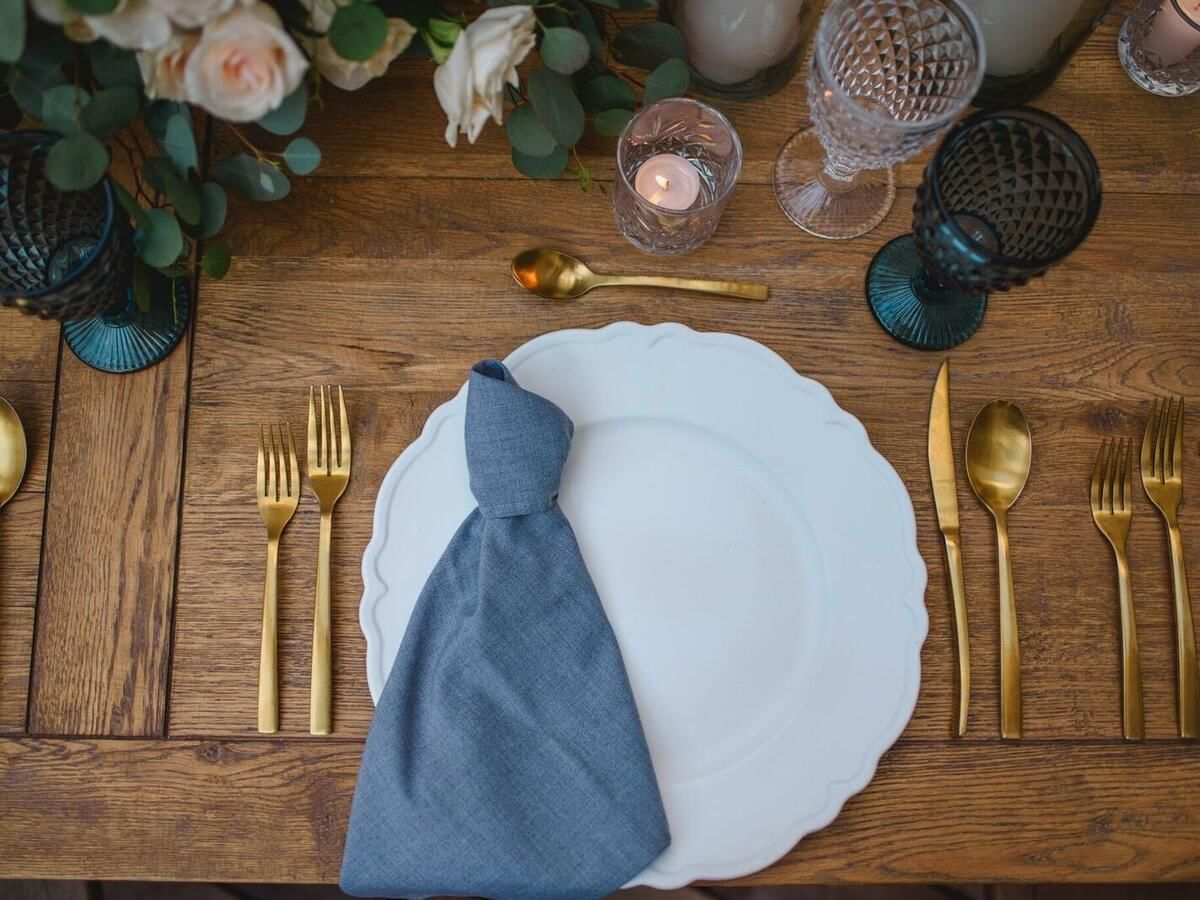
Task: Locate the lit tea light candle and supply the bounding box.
[1143,0,1200,66]
[634,153,702,210]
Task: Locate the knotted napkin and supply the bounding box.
[341,360,670,900]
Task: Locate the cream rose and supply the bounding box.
[137,31,198,101]
[30,0,172,48]
[315,17,416,91]
[184,4,308,122]
[150,0,251,30]
[434,5,536,148]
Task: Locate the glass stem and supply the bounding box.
[910,266,958,305]
[819,155,861,193]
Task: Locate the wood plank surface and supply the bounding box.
[7,0,1200,884]
[27,344,191,738]
[5,736,1200,883]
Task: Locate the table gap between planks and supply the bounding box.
[4,9,1200,884]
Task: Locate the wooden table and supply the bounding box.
[3,11,1200,885]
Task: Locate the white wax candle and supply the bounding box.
[1143,0,1200,66]
[675,0,808,85]
[634,153,702,210]
[966,0,1086,77]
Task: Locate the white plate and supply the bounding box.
[360,322,926,888]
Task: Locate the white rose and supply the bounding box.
[137,31,198,101]
[184,4,308,123]
[434,5,536,148]
[90,0,172,51]
[150,0,251,30]
[300,0,338,32]
[315,17,415,91]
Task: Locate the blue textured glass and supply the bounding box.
[0,131,189,373]
[866,106,1102,350]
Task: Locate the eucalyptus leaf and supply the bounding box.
[143,100,186,142]
[212,153,291,202]
[202,240,231,280]
[132,258,152,313]
[197,183,226,239]
[612,22,686,70]
[540,27,590,75]
[161,112,197,173]
[328,2,388,62]
[8,63,65,120]
[528,68,585,149]
[46,131,108,190]
[143,157,200,225]
[82,86,138,138]
[505,104,557,157]
[88,40,141,88]
[594,107,633,137]
[65,0,118,11]
[283,137,321,175]
[257,84,306,136]
[112,181,151,229]
[40,84,89,135]
[136,207,183,268]
[643,57,689,103]
[580,74,635,111]
[0,0,25,65]
[559,0,605,60]
[511,145,568,179]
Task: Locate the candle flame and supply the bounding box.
[655,174,671,191]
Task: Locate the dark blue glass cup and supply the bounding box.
[0,131,190,373]
[866,107,1102,350]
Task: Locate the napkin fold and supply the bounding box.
[341,360,670,900]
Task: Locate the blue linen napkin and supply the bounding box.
[341,359,670,900]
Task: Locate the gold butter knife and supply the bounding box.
[929,360,970,736]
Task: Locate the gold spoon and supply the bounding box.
[0,397,27,668]
[965,400,1031,740]
[511,248,769,302]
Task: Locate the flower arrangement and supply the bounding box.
[0,1,686,290]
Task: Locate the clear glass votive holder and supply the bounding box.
[613,98,743,256]
[1118,0,1200,96]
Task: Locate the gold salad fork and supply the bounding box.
[1141,396,1199,738]
[257,424,299,734]
[308,386,350,735]
[1090,439,1143,740]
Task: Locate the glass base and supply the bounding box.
[62,274,191,373]
[866,235,987,350]
[772,128,895,240]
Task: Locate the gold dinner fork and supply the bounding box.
[1141,396,1200,738]
[308,385,350,735]
[1090,438,1143,740]
[257,424,299,734]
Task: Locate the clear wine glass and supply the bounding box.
[773,0,985,240]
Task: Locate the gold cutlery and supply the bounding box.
[308,385,350,735]
[965,400,1031,740]
[0,397,28,682]
[511,248,769,302]
[256,424,299,734]
[1141,396,1199,738]
[928,360,970,737]
[1090,438,1144,740]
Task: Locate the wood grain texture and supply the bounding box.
[28,345,191,738]
[5,736,1200,883]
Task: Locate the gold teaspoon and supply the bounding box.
[965,400,1031,740]
[0,397,28,677]
[511,248,768,302]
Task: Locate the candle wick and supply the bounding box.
[655,174,671,191]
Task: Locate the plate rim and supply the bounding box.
[359,321,927,887]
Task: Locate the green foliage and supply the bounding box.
[46,131,108,190]
[161,112,197,174]
[506,104,557,157]
[82,86,139,138]
[540,28,591,75]
[144,157,200,226]
[0,0,26,65]
[257,84,307,136]
[511,145,569,180]
[197,183,227,239]
[328,2,388,61]
[613,22,686,69]
[88,40,141,88]
[529,68,585,148]
[202,241,232,280]
[580,74,636,112]
[212,154,291,202]
[643,57,689,103]
[593,107,633,137]
[283,137,321,175]
[40,84,90,134]
[137,208,183,268]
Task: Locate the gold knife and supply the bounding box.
[929,359,970,736]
